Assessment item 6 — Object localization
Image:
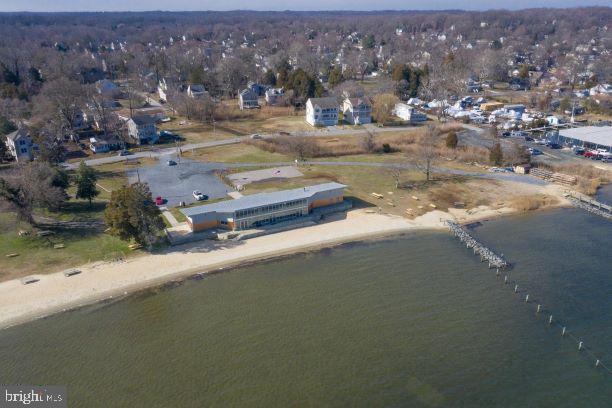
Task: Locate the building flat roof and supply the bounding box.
[180,182,347,217]
[558,126,612,148]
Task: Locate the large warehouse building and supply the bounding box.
[551,126,612,151]
[181,182,347,232]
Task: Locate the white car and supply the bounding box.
[192,190,208,201]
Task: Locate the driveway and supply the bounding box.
[126,157,234,206]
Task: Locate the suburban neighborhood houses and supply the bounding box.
[0,7,610,285]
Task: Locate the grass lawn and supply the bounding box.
[183,143,292,163]
[232,164,493,218]
[0,210,138,282]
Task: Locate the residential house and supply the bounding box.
[342,96,372,125]
[127,116,159,145]
[589,84,612,96]
[158,79,168,102]
[5,126,35,162]
[89,135,124,154]
[187,84,207,99]
[239,89,260,110]
[306,97,339,126]
[265,88,284,105]
[95,79,122,98]
[393,103,427,123]
[247,81,268,96]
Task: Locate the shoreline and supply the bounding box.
[0,197,571,331]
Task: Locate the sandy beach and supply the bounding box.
[0,187,571,330]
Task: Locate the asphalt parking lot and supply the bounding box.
[126,157,234,206]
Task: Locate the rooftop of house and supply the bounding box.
[240,89,258,98]
[346,96,372,107]
[188,84,206,93]
[181,182,347,217]
[130,115,158,126]
[6,126,30,142]
[308,97,339,109]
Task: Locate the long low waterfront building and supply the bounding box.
[551,126,612,151]
[181,182,347,232]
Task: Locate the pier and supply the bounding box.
[444,220,508,269]
[445,218,610,375]
[565,191,612,220]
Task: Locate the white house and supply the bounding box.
[393,103,427,123]
[306,97,339,126]
[187,84,207,99]
[239,89,259,110]
[342,96,372,125]
[127,116,159,145]
[589,84,612,96]
[158,79,168,102]
[5,126,35,162]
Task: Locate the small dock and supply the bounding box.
[445,220,508,269]
[565,191,612,220]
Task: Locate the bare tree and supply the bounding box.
[389,167,402,189]
[414,125,440,182]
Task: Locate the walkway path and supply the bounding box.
[160,207,180,227]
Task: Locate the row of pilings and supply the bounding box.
[568,197,612,220]
[445,219,611,375]
[445,220,508,269]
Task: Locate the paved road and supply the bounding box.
[64,124,425,169]
[64,138,242,169]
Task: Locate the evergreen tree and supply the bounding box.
[75,161,99,206]
[104,182,165,248]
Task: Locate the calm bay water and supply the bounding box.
[0,191,610,407]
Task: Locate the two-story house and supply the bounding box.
[187,84,207,99]
[5,126,35,162]
[239,89,260,110]
[393,103,428,123]
[342,96,372,125]
[306,97,339,127]
[127,116,159,145]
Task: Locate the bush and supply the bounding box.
[382,143,392,153]
[445,132,458,149]
[489,143,504,165]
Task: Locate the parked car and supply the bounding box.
[528,147,542,155]
[167,160,177,166]
[118,150,132,156]
[192,190,209,201]
[250,134,262,139]
[583,150,600,159]
[534,139,547,145]
[524,136,534,142]
[510,130,528,138]
[546,142,562,149]
[602,156,611,163]
[501,131,511,138]
[573,147,585,155]
[155,196,164,205]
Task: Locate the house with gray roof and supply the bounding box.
[306,97,339,126]
[5,126,35,162]
[343,96,372,125]
[239,89,259,110]
[180,182,346,232]
[127,116,159,145]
